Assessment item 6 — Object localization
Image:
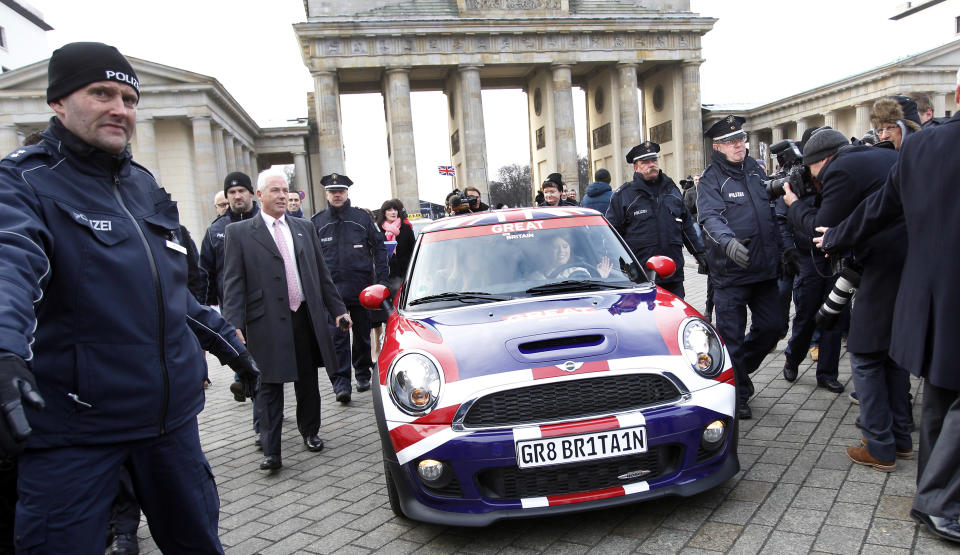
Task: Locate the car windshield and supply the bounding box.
[404,216,645,309]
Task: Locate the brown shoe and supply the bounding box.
[809,346,820,362]
[847,444,895,472]
[859,438,913,460]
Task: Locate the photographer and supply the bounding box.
[446,187,488,214]
[770,133,843,393]
[784,128,911,472]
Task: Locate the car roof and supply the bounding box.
[420,206,602,233]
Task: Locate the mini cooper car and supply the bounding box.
[359,207,738,526]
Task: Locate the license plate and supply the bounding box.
[516,426,648,469]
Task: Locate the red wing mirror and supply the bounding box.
[646,255,677,280]
[359,284,391,311]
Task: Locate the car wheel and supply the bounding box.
[383,461,405,518]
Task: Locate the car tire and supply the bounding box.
[383,461,405,518]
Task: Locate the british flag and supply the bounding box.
[438,165,455,176]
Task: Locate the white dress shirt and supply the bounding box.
[260,211,305,300]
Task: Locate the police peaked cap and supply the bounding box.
[705,115,747,141]
[47,42,140,103]
[626,141,660,163]
[223,172,253,195]
[321,173,353,189]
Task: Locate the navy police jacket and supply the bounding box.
[606,171,703,286]
[0,118,247,448]
[311,199,389,300]
[199,201,259,305]
[697,150,780,288]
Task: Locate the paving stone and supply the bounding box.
[759,530,815,554]
[811,525,866,554]
[709,499,759,525]
[745,462,787,483]
[825,501,874,529]
[875,495,914,521]
[727,480,774,503]
[776,507,827,534]
[865,517,917,549]
[790,486,838,511]
[837,480,883,505]
[585,534,642,554]
[637,527,695,554]
[751,483,800,526]
[686,521,743,551]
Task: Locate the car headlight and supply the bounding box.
[389,352,442,414]
[679,318,724,378]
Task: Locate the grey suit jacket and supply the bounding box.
[221,214,346,383]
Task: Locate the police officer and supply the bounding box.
[698,116,782,420]
[311,173,388,403]
[199,171,259,308]
[0,42,260,553]
[606,141,706,298]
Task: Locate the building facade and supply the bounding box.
[0,0,51,73]
[295,0,715,209]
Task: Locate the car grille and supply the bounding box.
[475,444,683,499]
[461,374,682,428]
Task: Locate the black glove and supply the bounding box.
[0,354,45,457]
[694,252,710,275]
[226,353,261,400]
[724,239,750,269]
[781,248,802,277]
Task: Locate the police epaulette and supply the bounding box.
[2,143,48,165]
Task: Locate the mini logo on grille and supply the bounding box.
[558,361,582,372]
[618,469,652,480]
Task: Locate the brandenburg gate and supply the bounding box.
[295,0,714,210]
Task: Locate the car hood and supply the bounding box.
[385,287,702,384]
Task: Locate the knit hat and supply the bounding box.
[46,42,140,103]
[594,168,611,183]
[801,129,848,165]
[545,172,564,190]
[223,172,253,196]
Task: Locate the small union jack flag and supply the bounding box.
[438,165,455,176]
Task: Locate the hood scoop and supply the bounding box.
[507,329,617,364]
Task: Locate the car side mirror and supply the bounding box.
[360,284,392,312]
[645,255,677,282]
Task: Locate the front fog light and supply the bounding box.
[417,459,451,487]
[701,420,726,448]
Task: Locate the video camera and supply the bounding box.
[679,176,695,190]
[446,189,479,212]
[763,139,816,200]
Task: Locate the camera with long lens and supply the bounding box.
[679,176,695,190]
[763,139,816,199]
[815,257,861,329]
[446,189,479,213]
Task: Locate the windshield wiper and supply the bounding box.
[525,280,628,295]
[408,291,510,306]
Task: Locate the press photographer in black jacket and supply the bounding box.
[783,128,911,472]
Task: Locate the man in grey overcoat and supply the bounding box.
[223,168,348,471]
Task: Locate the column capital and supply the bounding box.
[550,62,573,70]
[189,115,212,124]
[458,64,482,72]
[681,59,705,68]
[310,69,338,78]
[291,149,307,157]
[385,66,411,75]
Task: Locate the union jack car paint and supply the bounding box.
[363,207,739,526]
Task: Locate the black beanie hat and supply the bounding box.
[46,42,140,103]
[801,129,848,166]
[594,168,611,183]
[224,172,253,196]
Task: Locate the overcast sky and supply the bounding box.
[23,0,956,210]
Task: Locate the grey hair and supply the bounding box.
[213,190,225,203]
[257,167,288,191]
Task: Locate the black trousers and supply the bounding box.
[256,304,322,457]
[783,254,842,382]
[328,300,373,393]
[913,380,960,519]
[110,466,140,535]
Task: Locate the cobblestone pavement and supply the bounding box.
[134,258,958,554]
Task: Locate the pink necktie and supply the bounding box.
[272,219,302,311]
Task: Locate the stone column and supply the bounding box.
[383,67,420,212]
[748,131,760,164]
[247,149,257,178]
[458,65,489,195]
[191,116,218,225]
[234,142,246,175]
[681,60,705,176]
[551,63,577,187]
[824,110,838,129]
[133,118,159,176]
[213,127,227,183]
[223,134,237,173]
[771,125,784,144]
[0,124,19,157]
[617,63,641,160]
[795,118,809,141]
[313,71,346,174]
[293,150,310,212]
[855,104,871,134]
[932,92,946,118]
